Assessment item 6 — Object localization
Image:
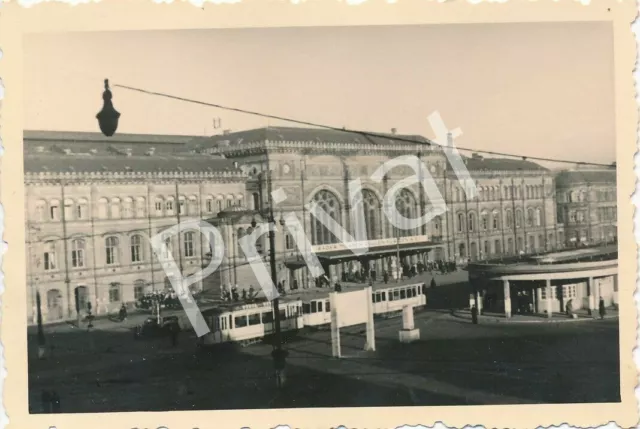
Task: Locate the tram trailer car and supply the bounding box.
[302,283,427,328]
[197,299,303,348]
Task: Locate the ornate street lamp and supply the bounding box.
[96,79,120,137]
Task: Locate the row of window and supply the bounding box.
[456,233,559,258]
[455,207,544,233]
[34,193,244,222]
[559,189,616,204]
[540,284,577,300]
[451,184,547,203]
[41,232,199,271]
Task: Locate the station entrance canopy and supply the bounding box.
[285,235,437,268]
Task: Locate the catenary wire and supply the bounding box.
[112,83,617,168]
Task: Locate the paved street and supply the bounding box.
[28,306,619,413]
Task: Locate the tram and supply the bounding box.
[196,282,426,348]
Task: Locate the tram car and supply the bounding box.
[371,282,427,316]
[197,298,303,348]
[301,282,427,327]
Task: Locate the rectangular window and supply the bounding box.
[261,312,274,323]
[109,286,120,303]
[71,249,84,268]
[302,303,311,314]
[248,313,261,326]
[381,291,386,301]
[44,251,56,270]
[134,286,144,300]
[131,244,141,263]
[76,205,86,220]
[311,301,318,313]
[226,200,233,208]
[279,309,286,320]
[400,289,406,299]
[325,301,330,312]
[179,200,185,215]
[206,199,213,213]
[234,315,248,328]
[49,204,59,221]
[317,301,323,312]
[184,232,195,257]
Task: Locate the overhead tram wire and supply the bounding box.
[111,82,616,169]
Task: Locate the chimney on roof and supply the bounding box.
[223,129,231,136]
[391,128,397,135]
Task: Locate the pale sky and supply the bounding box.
[24,22,615,166]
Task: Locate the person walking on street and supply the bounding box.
[119,303,127,322]
[272,347,289,388]
[170,322,180,347]
[430,277,437,289]
[471,305,479,324]
[599,297,606,320]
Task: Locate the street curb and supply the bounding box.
[449,311,619,324]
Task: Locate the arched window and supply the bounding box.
[122,197,134,218]
[184,231,195,257]
[492,210,500,229]
[64,198,74,220]
[216,195,224,212]
[310,190,342,245]
[110,197,121,219]
[535,208,542,226]
[109,283,121,303]
[165,196,175,216]
[188,195,198,216]
[71,238,85,268]
[130,234,143,263]
[134,279,146,300]
[394,189,417,237]
[526,208,534,227]
[49,199,60,221]
[105,236,119,265]
[505,209,513,229]
[353,189,380,241]
[432,215,442,236]
[154,197,164,217]
[77,198,88,220]
[481,210,489,230]
[468,212,476,232]
[489,187,495,201]
[285,233,294,250]
[35,200,46,222]
[43,241,57,271]
[205,195,214,213]
[457,212,465,233]
[178,195,186,215]
[135,197,146,218]
[515,209,523,228]
[226,194,234,208]
[98,198,109,219]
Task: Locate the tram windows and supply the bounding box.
[393,290,400,300]
[220,317,227,330]
[279,309,286,320]
[400,289,406,299]
[325,301,330,312]
[262,312,274,323]
[302,303,311,314]
[388,291,394,301]
[311,301,318,313]
[229,315,233,329]
[381,291,386,301]
[234,315,248,328]
[248,313,261,326]
[317,301,323,312]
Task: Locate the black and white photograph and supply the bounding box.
[1,1,637,428]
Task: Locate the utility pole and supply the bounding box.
[60,180,72,319]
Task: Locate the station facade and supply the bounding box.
[23,127,618,324]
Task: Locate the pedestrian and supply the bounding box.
[119,303,127,321]
[271,347,289,389]
[242,288,247,300]
[471,305,479,324]
[249,285,255,297]
[334,282,342,293]
[383,271,389,284]
[599,297,606,320]
[430,277,437,289]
